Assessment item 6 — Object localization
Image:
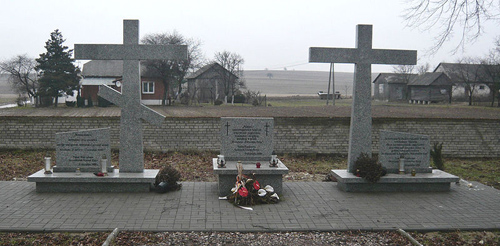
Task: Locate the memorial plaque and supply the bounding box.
[220,117,273,161]
[379,131,431,173]
[54,128,112,172]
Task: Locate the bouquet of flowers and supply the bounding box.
[226,162,279,207]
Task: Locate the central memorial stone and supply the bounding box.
[214,118,288,196]
[220,117,273,161]
[379,131,432,174]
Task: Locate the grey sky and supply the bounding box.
[1,0,498,72]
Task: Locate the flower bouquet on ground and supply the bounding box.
[226,162,279,207]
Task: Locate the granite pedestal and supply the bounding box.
[331,169,459,192]
[27,169,158,193]
[213,159,289,197]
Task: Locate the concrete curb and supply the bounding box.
[102,228,119,246]
[397,228,423,246]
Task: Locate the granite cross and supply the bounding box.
[74,19,187,172]
[309,24,417,173]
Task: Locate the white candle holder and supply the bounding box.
[270,154,278,167]
[217,155,225,168]
[101,155,108,175]
[399,155,405,174]
[44,156,52,174]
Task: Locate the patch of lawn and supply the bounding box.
[443,158,500,189]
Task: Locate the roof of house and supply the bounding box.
[372,73,417,84]
[434,62,498,83]
[186,63,238,80]
[408,72,451,86]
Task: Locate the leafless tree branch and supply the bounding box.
[403,0,499,54]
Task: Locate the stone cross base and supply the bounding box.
[213,159,289,197]
[27,169,159,192]
[331,169,459,192]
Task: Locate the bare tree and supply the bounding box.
[0,54,38,102]
[417,63,431,75]
[343,83,351,99]
[213,51,245,104]
[454,57,483,105]
[404,0,500,53]
[141,31,204,105]
[480,40,500,106]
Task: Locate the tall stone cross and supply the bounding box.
[74,20,187,172]
[309,25,417,173]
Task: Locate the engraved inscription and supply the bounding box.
[379,131,431,173]
[220,118,273,161]
[55,128,111,172]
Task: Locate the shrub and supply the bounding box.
[39,96,53,107]
[431,142,445,171]
[214,99,223,106]
[233,94,245,103]
[65,101,76,107]
[76,95,84,108]
[154,164,182,193]
[354,153,385,183]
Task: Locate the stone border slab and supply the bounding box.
[27,169,158,192]
[331,169,459,192]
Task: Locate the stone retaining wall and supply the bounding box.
[1,116,498,157]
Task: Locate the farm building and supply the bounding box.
[372,73,417,102]
[434,63,497,102]
[186,63,239,103]
[80,60,166,105]
[408,72,453,104]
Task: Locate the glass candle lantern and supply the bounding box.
[44,156,52,174]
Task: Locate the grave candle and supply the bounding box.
[44,155,52,174]
[101,155,108,174]
[399,155,405,174]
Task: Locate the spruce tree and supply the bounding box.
[35,29,80,107]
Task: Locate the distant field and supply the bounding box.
[243,70,380,97]
[0,94,16,105]
[244,70,356,96]
[0,74,15,95]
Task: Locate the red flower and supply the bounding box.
[238,187,249,197]
[253,181,260,190]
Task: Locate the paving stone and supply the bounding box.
[0,181,498,231]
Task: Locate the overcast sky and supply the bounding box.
[1,0,498,72]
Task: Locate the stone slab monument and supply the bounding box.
[213,118,288,196]
[53,128,113,173]
[309,24,458,191]
[28,19,188,192]
[220,117,274,161]
[379,131,432,174]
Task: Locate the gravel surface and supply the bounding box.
[114,231,412,246]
